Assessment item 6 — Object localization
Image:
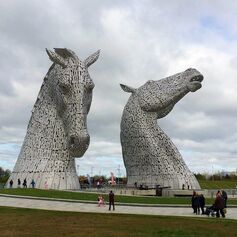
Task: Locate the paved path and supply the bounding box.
[0,195,237,220]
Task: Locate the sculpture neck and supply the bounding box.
[121,95,158,132]
[18,84,70,168]
[27,98,65,150]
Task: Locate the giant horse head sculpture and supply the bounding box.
[121,68,203,118]
[46,48,100,157]
[7,48,100,190]
[120,68,203,189]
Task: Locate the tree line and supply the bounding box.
[1,166,236,185]
[195,172,237,181]
[0,167,11,183]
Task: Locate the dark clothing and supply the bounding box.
[192,195,200,214]
[31,180,35,188]
[221,190,228,208]
[109,191,115,210]
[215,208,225,218]
[9,180,13,188]
[199,195,205,214]
[23,179,27,188]
[214,195,225,209]
[109,192,114,202]
[214,195,225,218]
[205,205,215,216]
[191,195,195,213]
[17,179,21,186]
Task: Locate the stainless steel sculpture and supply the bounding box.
[120,68,203,189]
[7,48,100,189]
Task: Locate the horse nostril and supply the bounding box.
[84,136,90,144]
[69,136,89,146]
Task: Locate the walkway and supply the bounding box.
[0,194,237,220]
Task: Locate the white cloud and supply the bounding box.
[0,0,237,176]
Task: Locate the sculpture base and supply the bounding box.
[6,171,80,190]
[126,174,200,190]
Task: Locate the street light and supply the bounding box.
[117,165,121,186]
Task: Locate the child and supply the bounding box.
[98,195,106,207]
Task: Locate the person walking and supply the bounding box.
[97,181,101,189]
[214,190,225,218]
[31,179,36,188]
[23,178,27,188]
[199,194,205,214]
[17,178,21,188]
[191,191,196,213]
[221,189,228,208]
[109,190,115,211]
[9,179,13,188]
[191,191,200,214]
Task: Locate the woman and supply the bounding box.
[214,191,225,218]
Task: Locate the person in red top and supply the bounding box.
[109,190,115,211]
[214,190,225,218]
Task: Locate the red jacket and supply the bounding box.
[214,195,224,209]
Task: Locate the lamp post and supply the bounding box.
[91,166,94,187]
[212,165,214,181]
[117,165,121,186]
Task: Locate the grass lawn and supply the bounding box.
[1,188,237,205]
[198,180,237,189]
[0,206,237,237]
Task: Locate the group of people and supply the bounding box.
[9,178,36,189]
[211,190,227,218]
[97,190,115,211]
[191,191,206,214]
[192,189,228,218]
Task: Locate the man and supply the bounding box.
[221,189,228,208]
[17,178,21,188]
[23,178,27,188]
[109,190,115,211]
[9,179,13,188]
[191,191,200,214]
[199,194,205,214]
[31,179,36,188]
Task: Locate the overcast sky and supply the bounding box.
[0,0,237,177]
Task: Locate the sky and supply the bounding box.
[0,0,237,177]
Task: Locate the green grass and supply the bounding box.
[0,188,191,204]
[1,188,237,205]
[0,206,237,237]
[198,180,237,189]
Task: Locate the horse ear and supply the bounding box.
[84,50,100,67]
[120,84,136,93]
[54,48,79,61]
[46,48,67,68]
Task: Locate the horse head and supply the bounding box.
[46,48,100,157]
[120,68,203,118]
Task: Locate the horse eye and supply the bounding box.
[86,81,95,91]
[59,84,70,94]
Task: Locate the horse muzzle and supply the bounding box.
[68,134,90,157]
